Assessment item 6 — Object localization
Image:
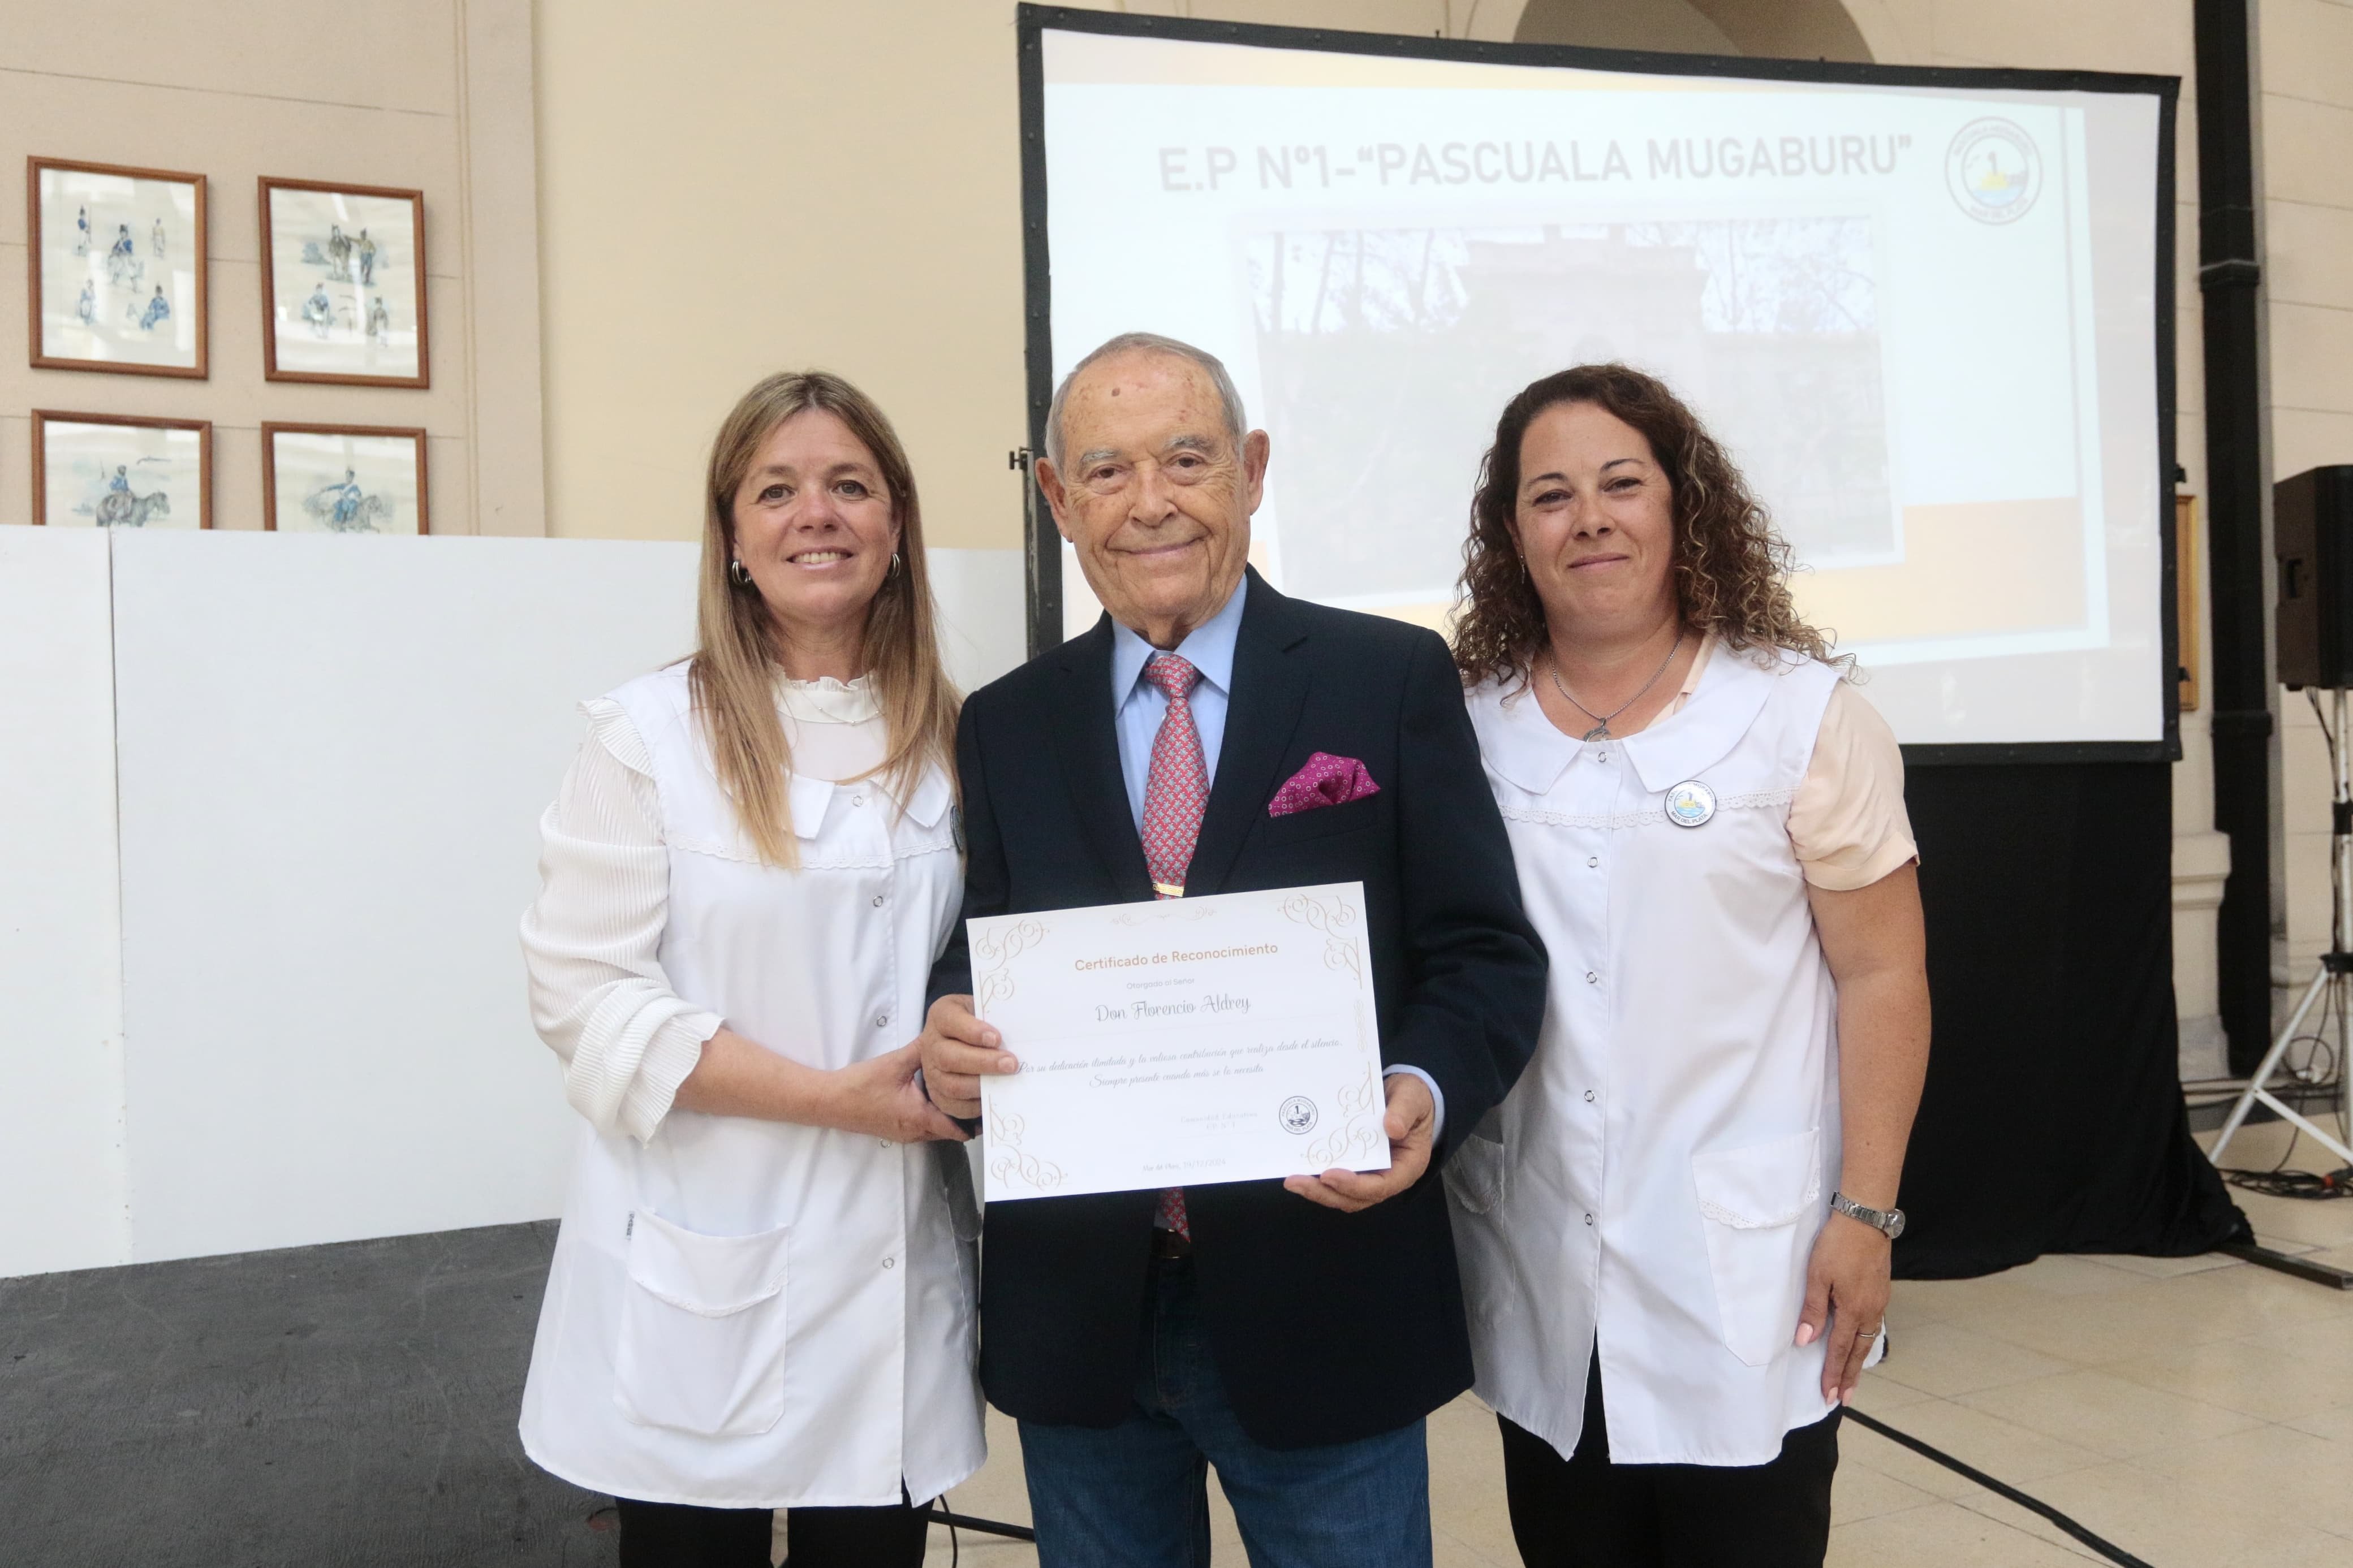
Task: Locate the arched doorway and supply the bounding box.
[1514,0,1873,61]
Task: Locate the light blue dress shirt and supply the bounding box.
[1105,578,1445,1138]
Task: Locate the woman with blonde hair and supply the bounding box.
[1444,365,1930,1567]
[518,371,979,1566]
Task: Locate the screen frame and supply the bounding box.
[1015,2,2182,766]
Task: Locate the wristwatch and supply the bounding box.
[1830,1191,1906,1240]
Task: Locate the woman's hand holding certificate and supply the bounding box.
[943,882,1392,1202]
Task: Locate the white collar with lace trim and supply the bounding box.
[777,673,881,727]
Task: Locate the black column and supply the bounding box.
[1016,19,1063,657]
[2193,0,2277,1070]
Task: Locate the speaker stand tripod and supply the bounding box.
[2208,686,2353,1289]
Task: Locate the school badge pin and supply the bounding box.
[1664,780,1717,828]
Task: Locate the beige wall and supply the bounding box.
[2258,0,2353,1000]
[0,0,545,536]
[531,0,1503,550]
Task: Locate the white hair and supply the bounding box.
[1042,331,1249,469]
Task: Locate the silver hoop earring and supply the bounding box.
[728,558,753,589]
[888,551,903,580]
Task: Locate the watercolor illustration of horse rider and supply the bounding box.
[305,469,372,531]
[92,467,172,528]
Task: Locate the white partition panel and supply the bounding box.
[101,535,1024,1267]
[110,533,702,1262]
[0,526,132,1276]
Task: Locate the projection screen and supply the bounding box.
[1019,11,2178,758]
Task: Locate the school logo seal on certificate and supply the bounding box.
[969,883,1389,1201]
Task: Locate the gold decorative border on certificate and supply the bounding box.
[1277,888,1363,982]
[1306,1000,1386,1167]
[986,1108,1066,1194]
[973,917,1049,1011]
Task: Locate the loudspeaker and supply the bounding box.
[2276,465,2353,690]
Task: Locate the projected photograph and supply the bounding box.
[1245,216,1895,610]
[33,411,212,529]
[262,424,429,534]
[261,178,428,387]
[30,158,208,378]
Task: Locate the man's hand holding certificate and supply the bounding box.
[948,883,1390,1202]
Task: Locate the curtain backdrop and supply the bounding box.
[1893,761,2250,1278]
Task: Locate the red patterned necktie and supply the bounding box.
[1140,652,1207,1239]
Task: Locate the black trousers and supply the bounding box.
[614,1491,929,1568]
[1498,1352,1839,1568]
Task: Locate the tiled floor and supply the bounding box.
[902,1120,2353,1567]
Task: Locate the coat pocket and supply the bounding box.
[1443,1107,1509,1216]
[1255,793,1383,853]
[1691,1130,1821,1368]
[613,1210,791,1436]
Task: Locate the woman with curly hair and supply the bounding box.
[1442,365,1931,1568]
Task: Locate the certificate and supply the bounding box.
[972,883,1388,1202]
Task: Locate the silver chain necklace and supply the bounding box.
[1548,630,1686,742]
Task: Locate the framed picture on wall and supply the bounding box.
[32,410,212,529]
[27,157,208,378]
[258,178,428,387]
[262,422,429,534]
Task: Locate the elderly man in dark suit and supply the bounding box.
[921,331,1546,1568]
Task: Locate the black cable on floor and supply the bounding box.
[2218,1164,2353,1198]
[923,1501,1036,1543]
[1843,1407,2154,1568]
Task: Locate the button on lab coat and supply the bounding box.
[519,666,983,1508]
[1449,648,1872,1466]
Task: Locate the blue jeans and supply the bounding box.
[1018,1255,1433,1568]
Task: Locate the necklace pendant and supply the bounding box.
[1582,723,1611,742]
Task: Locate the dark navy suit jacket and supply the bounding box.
[929,569,1546,1449]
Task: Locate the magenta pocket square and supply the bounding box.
[1268,753,1381,817]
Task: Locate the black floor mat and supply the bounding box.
[0,1221,616,1567]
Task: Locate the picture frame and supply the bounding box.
[258,177,428,388]
[262,422,430,535]
[32,410,213,529]
[27,157,209,378]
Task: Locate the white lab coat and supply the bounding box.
[519,665,984,1507]
[1449,646,1874,1466]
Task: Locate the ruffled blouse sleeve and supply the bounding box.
[519,698,722,1142]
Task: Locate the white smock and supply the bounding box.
[1449,644,1884,1467]
[516,662,984,1507]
